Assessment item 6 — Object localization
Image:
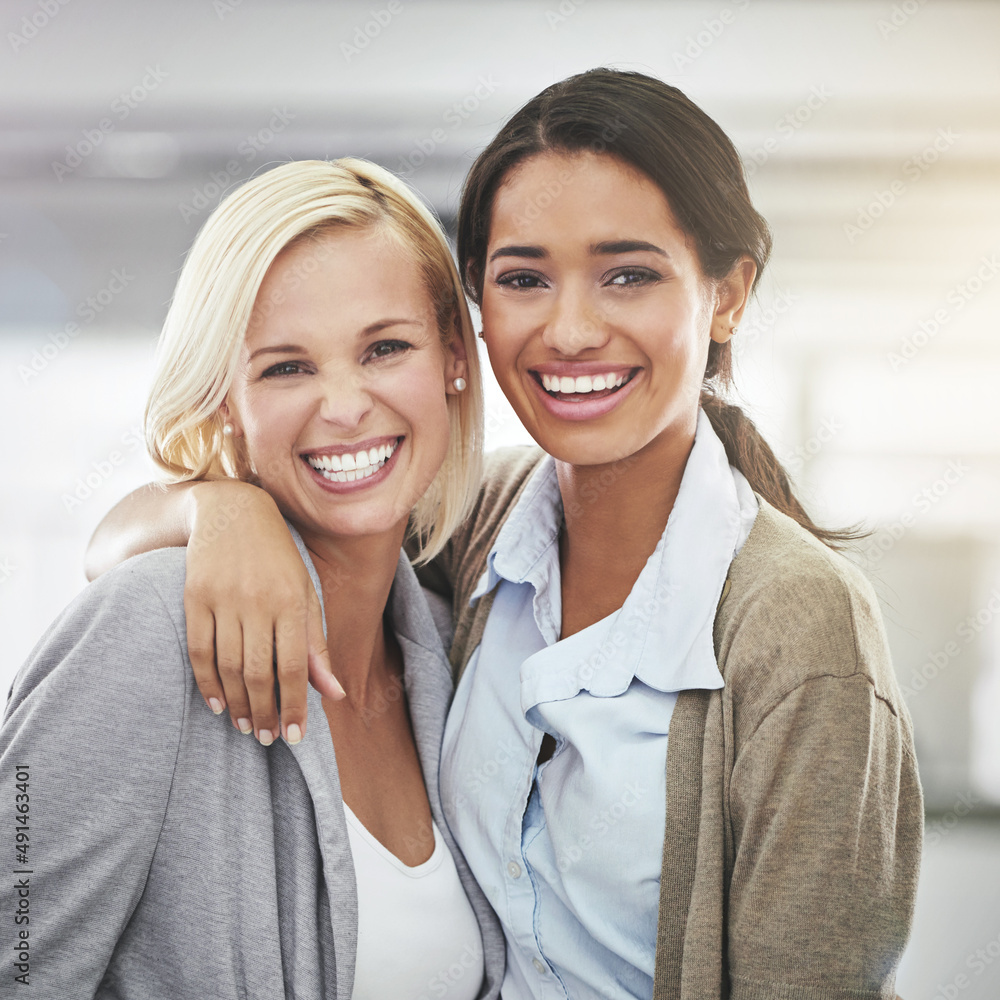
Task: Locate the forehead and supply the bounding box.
[489,150,685,246]
[246,227,433,346]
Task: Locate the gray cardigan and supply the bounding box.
[0,535,505,1000]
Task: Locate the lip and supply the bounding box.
[526,366,643,422]
[301,434,401,459]
[301,436,403,494]
[530,361,638,379]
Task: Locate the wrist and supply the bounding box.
[186,478,277,538]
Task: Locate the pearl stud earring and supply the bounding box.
[453,377,467,392]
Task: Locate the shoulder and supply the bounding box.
[716,499,901,720]
[6,548,190,718]
[446,446,546,604]
[473,446,547,541]
[74,546,189,643]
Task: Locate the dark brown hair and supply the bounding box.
[457,67,855,547]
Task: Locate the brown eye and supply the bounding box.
[261,361,305,377]
[496,271,547,290]
[607,268,659,287]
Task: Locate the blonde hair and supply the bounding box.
[145,158,483,563]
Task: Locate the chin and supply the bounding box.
[525,426,643,469]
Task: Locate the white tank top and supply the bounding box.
[344,802,484,1000]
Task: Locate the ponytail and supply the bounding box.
[700,390,863,548]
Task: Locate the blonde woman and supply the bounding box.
[0,159,503,1000]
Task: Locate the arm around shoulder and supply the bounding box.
[84,480,198,580]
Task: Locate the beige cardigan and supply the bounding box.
[421,447,922,1000]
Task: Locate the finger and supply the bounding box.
[214,615,253,735]
[184,596,227,718]
[243,620,279,745]
[305,588,345,703]
[274,609,310,745]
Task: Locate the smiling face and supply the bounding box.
[480,150,749,469]
[224,226,465,546]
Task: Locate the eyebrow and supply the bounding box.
[248,319,423,361]
[488,239,670,263]
[592,239,669,258]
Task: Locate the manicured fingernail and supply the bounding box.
[237,718,253,735]
[285,724,302,745]
[258,729,275,746]
[208,697,225,715]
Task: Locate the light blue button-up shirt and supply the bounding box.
[440,411,759,1000]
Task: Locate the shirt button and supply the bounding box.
[532,957,547,975]
[507,860,522,878]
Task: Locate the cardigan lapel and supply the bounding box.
[283,526,358,1000]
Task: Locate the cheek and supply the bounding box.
[480,301,522,382]
[383,359,450,434]
[238,388,310,462]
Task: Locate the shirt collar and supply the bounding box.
[476,409,757,697]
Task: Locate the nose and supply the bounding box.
[541,284,611,355]
[316,371,374,430]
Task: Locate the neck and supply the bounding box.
[555,419,696,636]
[298,522,407,705]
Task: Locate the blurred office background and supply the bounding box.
[2,0,999,993]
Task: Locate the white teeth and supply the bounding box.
[540,372,628,395]
[306,439,399,483]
